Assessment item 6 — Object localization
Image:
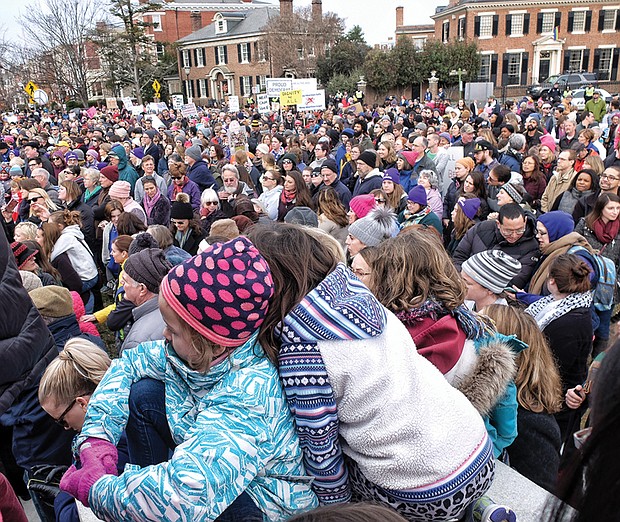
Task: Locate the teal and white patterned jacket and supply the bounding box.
[77,336,318,521]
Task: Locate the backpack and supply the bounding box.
[568,246,617,311]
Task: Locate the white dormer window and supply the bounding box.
[215,14,227,34]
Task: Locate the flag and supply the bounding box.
[553,26,559,40]
[86,106,97,119]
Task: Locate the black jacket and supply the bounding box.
[453,214,540,289]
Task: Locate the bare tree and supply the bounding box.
[19,0,103,106]
[262,6,343,79]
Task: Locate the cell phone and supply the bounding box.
[503,287,517,294]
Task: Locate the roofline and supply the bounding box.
[431,0,609,19]
[179,30,267,46]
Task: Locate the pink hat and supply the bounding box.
[108,180,131,200]
[160,236,274,348]
[349,194,376,219]
[539,134,556,153]
[399,150,418,168]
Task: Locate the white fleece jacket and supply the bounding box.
[319,310,487,491]
[50,225,98,280]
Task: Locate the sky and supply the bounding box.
[2,0,442,45]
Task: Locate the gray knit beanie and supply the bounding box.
[462,250,522,294]
[185,145,202,162]
[124,248,172,294]
[348,207,399,247]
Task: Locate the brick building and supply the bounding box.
[395,6,435,51]
[428,0,620,87]
[175,7,277,103]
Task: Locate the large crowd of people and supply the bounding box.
[1,87,619,521]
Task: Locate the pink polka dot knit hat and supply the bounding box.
[160,236,274,347]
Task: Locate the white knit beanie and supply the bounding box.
[462,250,522,294]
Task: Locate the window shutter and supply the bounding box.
[240,77,244,95]
[491,54,498,84]
[446,23,450,40]
[598,11,605,31]
[593,49,601,74]
[536,13,543,33]
[462,18,467,38]
[521,52,529,85]
[237,44,242,63]
[505,14,512,36]
[224,46,228,64]
[582,49,590,70]
[563,52,570,73]
[568,12,574,32]
[193,49,198,66]
[612,48,620,80]
[555,12,561,30]
[214,47,219,65]
[617,10,620,31]
[247,43,251,62]
[501,53,509,85]
[492,15,499,35]
[474,16,481,36]
[523,14,530,34]
[585,11,592,32]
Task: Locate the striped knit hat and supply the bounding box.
[462,250,522,294]
[160,236,273,348]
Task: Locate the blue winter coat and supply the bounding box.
[77,337,318,521]
[112,145,139,194]
[186,159,216,193]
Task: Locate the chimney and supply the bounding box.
[190,11,201,33]
[279,0,293,18]
[311,0,322,23]
[396,6,404,28]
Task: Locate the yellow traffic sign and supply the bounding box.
[24,81,38,96]
[152,80,161,93]
[279,89,302,106]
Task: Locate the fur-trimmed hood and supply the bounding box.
[455,336,519,416]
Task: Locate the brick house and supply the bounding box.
[428,0,620,87]
[176,7,276,104]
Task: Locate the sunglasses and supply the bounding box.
[52,157,62,160]
[204,201,218,206]
[54,398,77,428]
[170,176,183,180]
[375,198,386,203]
[282,159,293,164]
[263,177,275,181]
[171,219,187,225]
[27,196,43,203]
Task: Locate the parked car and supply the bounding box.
[570,88,613,110]
[526,72,598,99]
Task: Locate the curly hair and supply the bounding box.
[368,230,466,312]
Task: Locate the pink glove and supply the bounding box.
[59,438,118,507]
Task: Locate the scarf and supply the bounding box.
[529,233,594,295]
[143,188,162,217]
[280,188,296,205]
[525,291,593,331]
[396,298,494,342]
[592,218,620,245]
[276,263,387,504]
[175,228,191,249]
[402,205,432,227]
[83,185,102,203]
[171,179,187,199]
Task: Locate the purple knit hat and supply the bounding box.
[382,168,400,185]
[159,236,274,348]
[407,185,427,206]
[457,197,481,220]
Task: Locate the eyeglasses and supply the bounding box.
[375,198,386,203]
[170,176,183,180]
[535,229,548,237]
[54,398,77,428]
[351,267,371,278]
[52,157,62,161]
[499,226,526,237]
[600,174,620,181]
[27,196,43,203]
[28,163,38,167]
[204,201,218,206]
[263,176,275,181]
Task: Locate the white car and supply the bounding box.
[570,88,613,110]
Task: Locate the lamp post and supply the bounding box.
[450,68,467,101]
[183,65,191,103]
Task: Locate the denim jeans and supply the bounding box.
[127,379,262,521]
[594,307,611,341]
[81,275,99,314]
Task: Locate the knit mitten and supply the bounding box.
[59,438,118,507]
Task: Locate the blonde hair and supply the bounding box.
[27,188,59,217]
[304,227,346,263]
[14,221,38,240]
[482,304,563,414]
[38,338,111,408]
[369,230,466,312]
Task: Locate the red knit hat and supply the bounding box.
[11,242,38,270]
[160,236,273,348]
